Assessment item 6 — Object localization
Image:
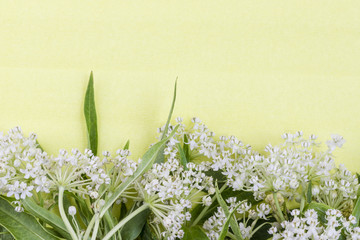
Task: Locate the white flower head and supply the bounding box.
[326,134,345,152]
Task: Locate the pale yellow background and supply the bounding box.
[0,1,359,169]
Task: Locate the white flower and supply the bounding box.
[326,134,345,152]
[202,196,212,206]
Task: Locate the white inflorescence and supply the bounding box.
[0,119,358,240]
[270,208,360,240]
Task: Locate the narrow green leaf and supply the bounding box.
[352,197,360,227]
[0,225,14,240]
[183,226,209,240]
[140,222,157,240]
[215,185,243,240]
[100,125,179,217]
[183,134,190,161]
[22,198,71,240]
[307,181,312,204]
[36,140,44,152]
[84,71,98,155]
[177,143,188,169]
[123,140,130,150]
[121,208,150,240]
[155,79,177,164]
[0,197,59,240]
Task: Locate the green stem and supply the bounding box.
[102,203,149,240]
[91,215,100,240]
[58,186,79,240]
[249,222,272,239]
[226,232,237,239]
[104,210,117,240]
[83,215,96,240]
[191,183,227,226]
[273,192,285,222]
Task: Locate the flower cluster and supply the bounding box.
[269,208,360,240]
[0,127,113,212]
[0,117,358,240]
[203,196,271,240]
[0,127,49,205]
[138,158,215,239]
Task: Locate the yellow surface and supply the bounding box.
[0,1,359,169]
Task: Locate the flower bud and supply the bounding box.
[68,206,76,216]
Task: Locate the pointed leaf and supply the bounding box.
[84,71,98,155]
[123,140,130,150]
[22,198,71,239]
[0,197,59,240]
[177,143,188,169]
[352,197,360,227]
[183,134,190,161]
[215,185,243,240]
[307,181,312,204]
[121,207,150,240]
[155,79,177,164]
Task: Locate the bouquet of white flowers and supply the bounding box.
[0,73,359,240]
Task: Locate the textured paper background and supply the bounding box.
[0,1,359,169]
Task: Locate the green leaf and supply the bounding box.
[0,197,59,240]
[121,207,150,240]
[307,181,312,204]
[215,185,243,240]
[183,134,190,161]
[0,225,14,240]
[304,201,332,224]
[123,140,130,150]
[183,226,209,240]
[22,198,71,240]
[84,71,98,156]
[140,222,157,240]
[100,125,179,217]
[36,140,44,152]
[155,79,177,164]
[352,197,360,227]
[177,143,188,169]
[119,202,127,220]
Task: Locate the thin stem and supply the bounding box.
[83,215,96,240]
[91,215,100,240]
[273,192,285,222]
[58,186,79,240]
[191,183,227,226]
[102,203,149,240]
[249,222,272,238]
[226,232,237,239]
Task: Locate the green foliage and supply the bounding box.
[155,80,177,164]
[352,196,360,227]
[183,226,209,240]
[100,125,179,218]
[215,185,243,240]
[84,71,98,155]
[0,197,59,240]
[22,198,71,239]
[177,143,188,169]
[121,208,150,240]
